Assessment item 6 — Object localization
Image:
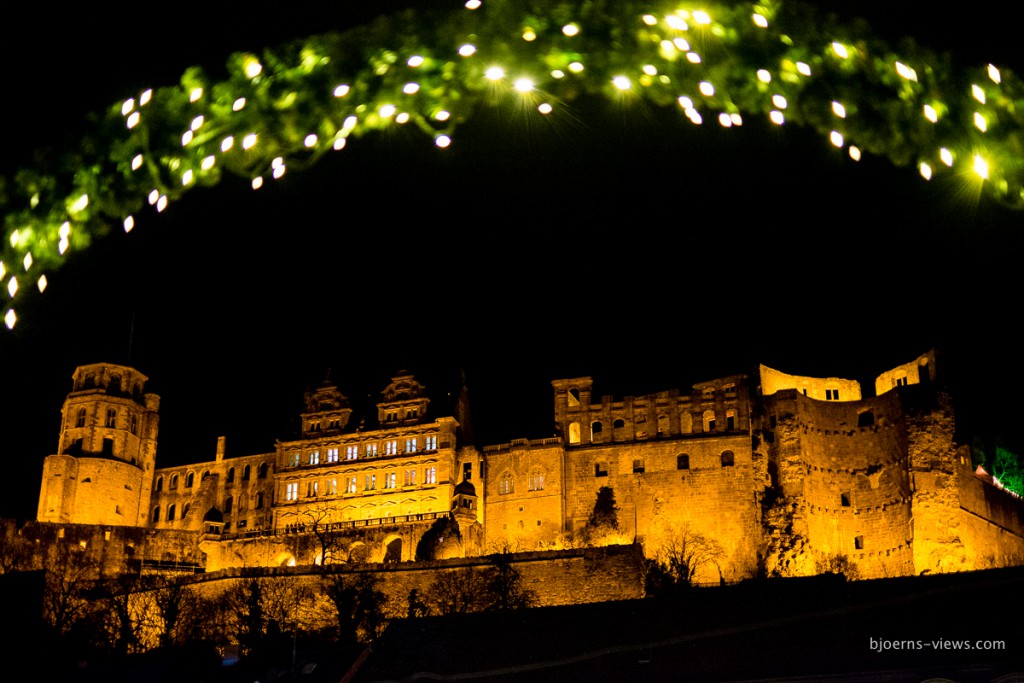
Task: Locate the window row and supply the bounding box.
[283,467,439,501]
[73,407,140,435]
[154,461,270,491]
[592,451,736,477]
[287,436,439,467]
[568,410,738,444]
[496,468,545,495]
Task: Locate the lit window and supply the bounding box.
[425,435,437,451]
[384,472,397,489]
[346,445,358,460]
[328,478,337,495]
[285,483,298,500]
[307,481,319,497]
[528,468,544,491]
[346,477,357,493]
[106,408,117,428]
[366,443,378,458]
[309,450,320,466]
[288,452,300,467]
[327,448,339,463]
[385,440,398,456]
[365,474,377,490]
[425,467,436,484]
[405,438,417,453]
[499,472,514,495]
[405,469,416,486]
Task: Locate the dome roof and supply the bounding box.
[454,478,477,497]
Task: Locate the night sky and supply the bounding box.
[2,0,1023,522]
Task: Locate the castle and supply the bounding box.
[29,349,1024,581]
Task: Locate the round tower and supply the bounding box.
[37,363,160,526]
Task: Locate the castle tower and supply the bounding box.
[377,372,430,425]
[301,379,352,437]
[37,363,160,526]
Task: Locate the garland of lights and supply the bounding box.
[1,0,1022,330]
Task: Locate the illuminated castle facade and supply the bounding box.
[33,351,1024,580]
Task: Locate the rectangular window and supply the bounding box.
[425,467,436,484]
[405,438,417,453]
[327,448,339,463]
[309,450,320,466]
[404,469,416,486]
[285,483,298,501]
[328,478,338,496]
[288,452,300,468]
[346,477,357,493]
[346,445,358,460]
[106,408,117,428]
[463,462,472,481]
[385,440,398,456]
[826,389,840,400]
[425,435,437,451]
[366,443,378,458]
[306,481,319,497]
[365,474,376,491]
[384,472,396,489]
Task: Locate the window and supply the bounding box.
[309,420,321,432]
[528,468,544,491]
[155,476,163,492]
[405,438,417,453]
[185,472,194,488]
[463,462,472,481]
[106,408,117,428]
[309,450,320,466]
[366,443,378,458]
[288,452,301,467]
[258,462,269,478]
[243,464,251,480]
[386,411,398,422]
[407,407,418,419]
[568,388,580,406]
[307,481,319,497]
[591,421,603,440]
[327,448,339,463]
[633,459,645,474]
[568,422,581,444]
[858,411,875,427]
[384,472,397,489]
[170,474,179,490]
[152,506,160,523]
[182,502,190,517]
[129,414,138,435]
[498,472,514,495]
[167,504,176,521]
[702,388,715,402]
[425,467,436,484]
[721,450,735,467]
[385,440,398,456]
[703,410,717,432]
[595,462,608,477]
[677,454,690,470]
[285,483,298,501]
[841,492,851,507]
[854,535,864,550]
[346,445,358,460]
[346,477,358,493]
[365,474,376,490]
[224,496,233,513]
[75,408,86,428]
[328,478,337,496]
[405,469,416,486]
[826,388,840,400]
[255,492,264,509]
[425,435,437,451]
[328,419,339,430]
[726,410,736,431]
[613,418,625,429]
[227,467,235,483]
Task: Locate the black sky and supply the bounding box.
[2,0,1023,521]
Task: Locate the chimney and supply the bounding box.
[216,435,227,461]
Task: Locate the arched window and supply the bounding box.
[227,467,235,483]
[677,454,690,470]
[185,472,195,488]
[129,413,138,435]
[106,408,117,428]
[858,411,875,427]
[591,421,603,440]
[613,418,625,429]
[155,476,163,492]
[703,410,716,432]
[238,494,248,513]
[224,496,233,514]
[721,450,735,467]
[568,388,580,407]
[75,408,86,428]
[110,374,122,393]
[255,492,264,509]
[498,472,514,495]
[170,474,179,490]
[243,464,251,480]
[167,504,176,521]
[726,409,736,431]
[182,502,190,518]
[151,506,160,523]
[528,468,545,491]
[258,462,269,479]
[568,422,581,445]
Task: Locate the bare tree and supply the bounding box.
[322,571,390,645]
[41,542,101,637]
[645,526,725,596]
[426,566,492,616]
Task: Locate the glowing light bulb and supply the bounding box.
[22,253,32,271]
[757,70,771,83]
[59,222,70,239]
[643,65,658,76]
[458,44,476,57]
[396,112,410,124]
[673,38,689,50]
[435,135,452,148]
[686,52,702,64]
[919,162,933,180]
[435,110,451,121]
[201,156,215,170]
[485,67,505,81]
[974,155,989,179]
[242,133,258,149]
[465,0,481,8]
[678,96,694,109]
[379,104,396,118]
[923,104,938,123]
[69,194,89,214]
[233,97,246,111]
[849,146,861,161]
[189,116,203,132]
[407,55,425,67]
[403,83,420,95]
[686,108,703,125]
[940,148,954,166]
[121,99,135,116]
[244,59,262,79]
[772,94,787,109]
[562,23,580,37]
[895,62,917,81]
[568,62,584,73]
[730,113,743,126]
[251,177,264,190]
[126,112,140,129]
[974,112,987,132]
[551,69,565,79]
[699,81,715,97]
[829,131,844,147]
[124,216,135,232]
[831,101,846,118]
[832,42,849,59]
[666,15,688,31]
[5,309,15,330]
[333,137,346,151]
[797,62,811,76]
[718,113,733,127]
[522,28,536,41]
[972,84,986,104]
[189,87,203,102]
[156,195,168,212]
[613,76,631,91]
[692,10,711,24]
[140,89,152,106]
[988,64,1001,84]
[182,170,193,186]
[770,110,785,125]
[273,165,285,179]
[753,13,768,28]
[7,277,18,297]
[59,237,68,255]
[37,275,46,293]
[514,78,534,93]
[538,103,553,114]
[334,85,350,97]
[642,14,657,26]
[148,190,159,205]
[182,131,193,146]
[131,154,143,171]
[0,262,4,280]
